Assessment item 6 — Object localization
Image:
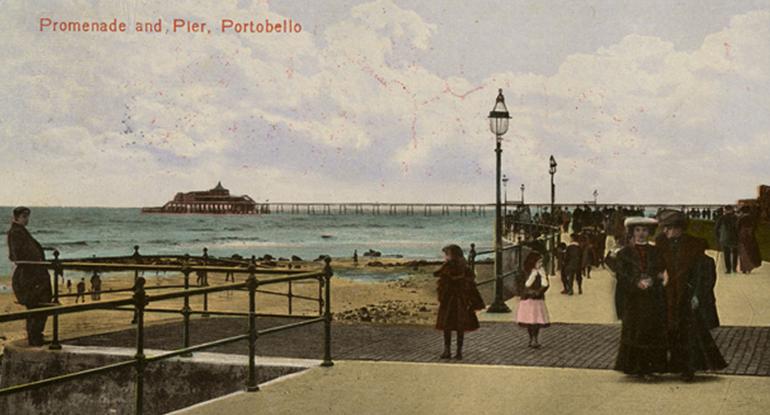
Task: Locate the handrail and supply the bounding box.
[14,260,313,275]
[0,250,335,415]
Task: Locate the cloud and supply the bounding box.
[0,1,768,206]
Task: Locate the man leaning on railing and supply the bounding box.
[7,206,53,346]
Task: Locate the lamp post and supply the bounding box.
[488,89,512,313]
[549,155,557,217]
[520,183,525,205]
[593,189,598,205]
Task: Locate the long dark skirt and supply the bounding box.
[614,286,668,375]
[669,304,728,374]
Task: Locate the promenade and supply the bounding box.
[63,255,770,414]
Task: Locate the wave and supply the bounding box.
[52,241,90,247]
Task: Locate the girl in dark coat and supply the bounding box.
[434,244,484,360]
[613,217,668,379]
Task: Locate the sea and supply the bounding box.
[0,207,497,280]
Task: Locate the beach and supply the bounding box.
[0,258,495,351]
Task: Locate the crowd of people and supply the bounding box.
[434,204,765,381]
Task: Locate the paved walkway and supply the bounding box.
[480,252,770,326]
[68,317,770,377]
[173,361,770,415]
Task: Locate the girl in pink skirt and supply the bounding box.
[516,252,551,348]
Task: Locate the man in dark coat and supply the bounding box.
[562,234,582,295]
[7,207,53,346]
[714,205,739,274]
[656,210,727,381]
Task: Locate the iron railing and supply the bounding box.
[470,220,562,289]
[0,249,334,415]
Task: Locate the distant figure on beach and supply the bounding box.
[353,249,358,264]
[76,278,86,303]
[714,205,739,274]
[90,271,102,300]
[737,206,761,274]
[66,279,72,294]
[656,210,726,381]
[7,206,53,346]
[433,244,485,360]
[516,252,550,348]
[196,270,208,286]
[611,217,667,380]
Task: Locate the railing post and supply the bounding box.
[321,256,334,367]
[49,250,62,350]
[133,277,147,415]
[181,254,192,357]
[202,247,210,318]
[469,243,476,273]
[288,280,293,315]
[132,245,141,284]
[246,259,260,392]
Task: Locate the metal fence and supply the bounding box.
[471,220,562,290]
[0,249,334,415]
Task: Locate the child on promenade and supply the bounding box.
[516,252,551,348]
[434,244,485,360]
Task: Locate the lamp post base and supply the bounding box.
[486,300,511,313]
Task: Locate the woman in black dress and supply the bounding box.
[434,244,485,360]
[612,217,668,379]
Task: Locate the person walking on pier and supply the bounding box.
[737,206,761,274]
[7,206,53,346]
[655,210,726,381]
[562,234,582,295]
[714,205,739,274]
[611,217,668,380]
[434,244,485,360]
[516,252,550,348]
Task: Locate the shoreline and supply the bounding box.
[0,259,496,351]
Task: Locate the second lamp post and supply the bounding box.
[549,155,557,217]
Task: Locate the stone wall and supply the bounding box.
[0,343,308,415]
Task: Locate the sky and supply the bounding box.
[0,0,768,207]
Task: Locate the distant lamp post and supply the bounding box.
[549,155,557,216]
[488,88,512,313]
[502,174,509,212]
[520,184,525,205]
[593,189,598,205]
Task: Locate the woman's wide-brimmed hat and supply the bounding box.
[623,216,658,228]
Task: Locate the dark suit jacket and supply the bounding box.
[7,222,53,306]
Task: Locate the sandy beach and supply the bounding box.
[0,258,495,351]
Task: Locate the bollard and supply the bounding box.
[321,256,334,367]
[133,277,148,415]
[246,260,260,392]
[49,250,62,350]
[181,254,192,357]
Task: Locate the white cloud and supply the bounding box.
[0,1,768,206]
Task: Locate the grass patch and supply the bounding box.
[688,219,770,261]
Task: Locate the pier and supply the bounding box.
[263,202,729,216]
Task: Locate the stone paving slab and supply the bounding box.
[67,317,770,376]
